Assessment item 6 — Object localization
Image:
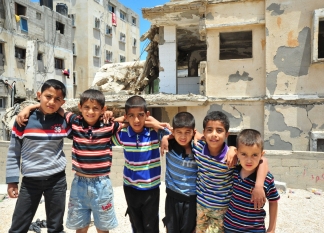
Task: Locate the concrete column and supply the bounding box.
[25,40,38,100]
[158,25,177,94]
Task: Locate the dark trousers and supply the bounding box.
[124,185,160,233]
[163,191,197,233]
[9,173,67,233]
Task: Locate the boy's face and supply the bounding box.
[125,107,149,133]
[37,87,65,115]
[237,143,265,173]
[78,99,106,126]
[172,127,195,147]
[203,120,229,153]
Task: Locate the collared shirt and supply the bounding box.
[112,126,170,190]
[165,139,198,197]
[193,140,234,209]
[65,112,121,176]
[224,165,280,232]
[6,110,71,183]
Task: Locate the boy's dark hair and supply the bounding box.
[125,95,147,114]
[172,112,195,129]
[203,111,230,132]
[41,79,66,98]
[237,129,263,150]
[80,89,105,108]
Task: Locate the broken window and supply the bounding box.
[106,50,113,62]
[54,58,64,69]
[120,55,125,62]
[0,98,4,108]
[106,25,112,35]
[120,11,126,21]
[108,4,115,13]
[132,17,136,26]
[133,38,137,47]
[0,43,2,54]
[15,47,26,59]
[73,72,76,85]
[68,14,75,27]
[219,31,252,60]
[94,45,100,56]
[56,21,64,34]
[227,134,237,147]
[15,3,26,16]
[120,33,126,42]
[319,19,324,59]
[37,53,42,61]
[94,17,100,29]
[73,43,76,55]
[36,12,41,20]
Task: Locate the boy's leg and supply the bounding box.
[163,194,180,233]
[43,173,67,233]
[123,186,145,232]
[139,187,160,233]
[179,198,196,233]
[196,203,210,233]
[91,176,118,231]
[205,207,227,233]
[9,177,43,233]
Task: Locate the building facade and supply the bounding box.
[53,0,140,97]
[0,0,73,139]
[141,0,324,152]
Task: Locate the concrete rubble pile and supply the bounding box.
[92,26,160,95]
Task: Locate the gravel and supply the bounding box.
[0,183,323,233]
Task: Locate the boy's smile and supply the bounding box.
[203,120,229,156]
[172,127,194,150]
[37,87,65,115]
[237,143,265,178]
[78,99,105,126]
[125,107,149,133]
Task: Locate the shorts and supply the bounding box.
[196,203,227,233]
[66,174,118,231]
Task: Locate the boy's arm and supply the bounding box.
[16,103,40,127]
[225,146,238,168]
[267,201,278,233]
[252,157,269,209]
[160,134,175,156]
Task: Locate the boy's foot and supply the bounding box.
[35,219,47,228]
[29,222,41,233]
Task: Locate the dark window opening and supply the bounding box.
[317,139,324,152]
[0,98,4,108]
[36,12,41,20]
[15,3,26,16]
[318,20,324,59]
[73,72,76,85]
[15,47,26,59]
[108,4,115,13]
[56,21,65,34]
[0,44,3,54]
[220,31,252,60]
[132,17,136,25]
[37,53,42,61]
[55,58,63,69]
[227,135,237,147]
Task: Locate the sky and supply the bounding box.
[31,0,168,60]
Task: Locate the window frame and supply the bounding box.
[132,16,136,26]
[54,58,64,69]
[15,47,26,59]
[56,21,65,34]
[312,9,324,63]
[120,11,126,21]
[108,4,115,13]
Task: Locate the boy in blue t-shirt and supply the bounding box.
[223,129,279,233]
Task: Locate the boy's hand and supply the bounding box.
[193,130,204,145]
[7,183,19,198]
[251,185,266,210]
[225,146,237,167]
[16,109,31,127]
[160,135,174,155]
[102,110,114,124]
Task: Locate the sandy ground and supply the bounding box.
[1,182,324,233]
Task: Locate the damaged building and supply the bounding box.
[93,0,324,152]
[0,0,74,138]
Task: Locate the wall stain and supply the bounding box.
[264,134,292,150]
[228,71,253,83]
[266,3,284,16]
[266,70,279,95]
[208,104,242,128]
[277,17,282,28]
[261,39,266,50]
[287,31,299,47]
[206,12,214,20]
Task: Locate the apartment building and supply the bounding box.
[0,0,73,139]
[53,0,140,97]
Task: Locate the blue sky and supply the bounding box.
[31,0,167,60]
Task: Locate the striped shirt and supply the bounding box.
[6,110,71,183]
[112,126,170,190]
[65,112,121,176]
[193,140,233,209]
[165,139,198,197]
[224,166,280,232]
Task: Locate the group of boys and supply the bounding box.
[6,79,279,233]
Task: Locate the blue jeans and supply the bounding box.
[66,174,117,231]
[9,172,67,233]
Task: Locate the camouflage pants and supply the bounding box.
[196,203,227,233]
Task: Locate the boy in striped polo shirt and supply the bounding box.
[6,79,71,233]
[223,129,279,233]
[162,112,198,233]
[17,89,122,233]
[112,95,170,233]
[194,111,269,233]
